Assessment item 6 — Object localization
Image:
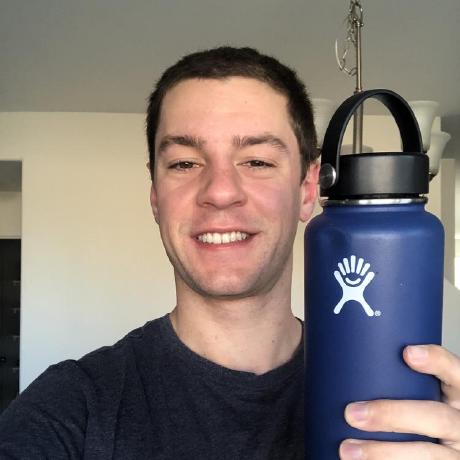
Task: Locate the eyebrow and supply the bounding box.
[157,133,289,155]
[158,135,205,154]
[232,134,289,154]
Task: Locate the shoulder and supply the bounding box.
[0,359,90,458]
[0,316,169,457]
[76,315,167,383]
[3,315,169,419]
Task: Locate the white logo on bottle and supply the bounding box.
[333,255,376,316]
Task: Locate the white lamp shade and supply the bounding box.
[311,98,337,148]
[408,101,439,151]
[427,131,451,176]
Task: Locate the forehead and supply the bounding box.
[157,77,295,138]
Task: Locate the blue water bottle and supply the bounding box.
[304,89,444,459]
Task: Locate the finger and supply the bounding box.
[345,399,460,441]
[404,345,460,408]
[339,439,460,460]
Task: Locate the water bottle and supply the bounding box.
[304,89,444,459]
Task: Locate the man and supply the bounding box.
[0,47,459,459]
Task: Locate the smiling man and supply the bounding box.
[149,74,316,378]
[1,47,460,460]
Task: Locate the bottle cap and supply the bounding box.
[319,89,429,199]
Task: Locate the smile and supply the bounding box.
[345,277,362,285]
[197,231,249,244]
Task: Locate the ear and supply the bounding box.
[150,182,160,224]
[299,161,320,223]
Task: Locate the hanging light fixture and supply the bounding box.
[427,130,452,179]
[333,1,450,179]
[408,100,439,152]
[335,0,364,153]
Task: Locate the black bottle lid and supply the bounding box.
[319,89,429,199]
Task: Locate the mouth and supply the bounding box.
[195,231,252,245]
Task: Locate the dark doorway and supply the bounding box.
[0,239,21,413]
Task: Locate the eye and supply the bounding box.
[168,161,199,171]
[244,160,275,168]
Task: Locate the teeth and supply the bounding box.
[197,231,249,244]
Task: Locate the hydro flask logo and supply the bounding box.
[333,255,380,317]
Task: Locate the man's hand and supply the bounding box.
[339,345,460,459]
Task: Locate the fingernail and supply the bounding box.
[340,439,364,459]
[407,345,428,363]
[346,402,369,423]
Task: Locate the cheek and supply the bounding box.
[156,175,192,212]
[250,182,300,225]
[155,182,197,238]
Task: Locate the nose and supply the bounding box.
[196,163,247,209]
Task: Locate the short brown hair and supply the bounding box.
[146,46,318,180]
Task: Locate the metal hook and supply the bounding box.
[349,0,364,26]
[335,0,365,153]
[335,38,356,76]
[335,0,364,77]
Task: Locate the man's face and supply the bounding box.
[151,77,317,300]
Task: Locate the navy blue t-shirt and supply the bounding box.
[0,314,304,459]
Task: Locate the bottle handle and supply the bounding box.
[320,89,424,190]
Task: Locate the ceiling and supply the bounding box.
[0,1,459,233]
[1,0,459,155]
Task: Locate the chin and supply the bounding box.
[188,275,270,300]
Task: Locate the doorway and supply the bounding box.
[0,240,20,412]
[0,160,22,413]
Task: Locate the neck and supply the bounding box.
[169,273,302,375]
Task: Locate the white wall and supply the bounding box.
[443,278,460,355]
[426,159,456,283]
[0,112,458,390]
[456,258,460,288]
[441,159,456,283]
[0,113,175,390]
[0,191,21,237]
